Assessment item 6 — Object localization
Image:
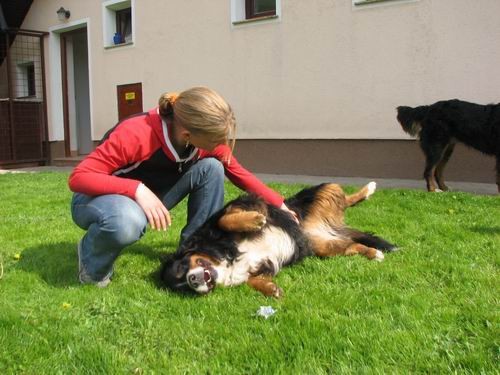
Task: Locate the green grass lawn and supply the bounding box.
[0,172,498,374]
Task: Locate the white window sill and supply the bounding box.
[104,41,134,50]
[354,0,417,7]
[232,15,278,26]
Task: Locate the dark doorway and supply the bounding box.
[60,27,91,157]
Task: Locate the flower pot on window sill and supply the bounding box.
[113,32,124,45]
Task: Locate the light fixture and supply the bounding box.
[56,7,70,21]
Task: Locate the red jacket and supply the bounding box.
[68,108,284,207]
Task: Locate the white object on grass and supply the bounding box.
[256,306,276,319]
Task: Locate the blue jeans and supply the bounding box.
[71,158,225,282]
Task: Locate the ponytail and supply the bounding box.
[158,92,179,117]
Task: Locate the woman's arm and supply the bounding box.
[68,117,171,231]
[202,145,284,207]
[68,118,154,198]
[203,146,299,222]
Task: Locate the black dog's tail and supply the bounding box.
[396,105,430,137]
[346,228,398,252]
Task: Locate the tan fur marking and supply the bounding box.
[434,168,448,191]
[345,184,371,207]
[302,184,348,249]
[409,121,422,137]
[189,254,220,268]
[301,184,383,261]
[344,243,379,259]
[218,204,268,232]
[247,275,283,298]
[426,166,438,192]
[302,184,346,232]
[310,237,381,260]
[309,236,353,257]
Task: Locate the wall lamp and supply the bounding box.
[57,7,71,21]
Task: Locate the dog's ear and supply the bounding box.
[159,253,176,281]
[162,252,192,278]
[159,253,196,294]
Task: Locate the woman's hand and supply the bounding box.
[135,183,171,231]
[280,203,299,224]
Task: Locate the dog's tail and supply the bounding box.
[396,105,430,137]
[346,228,398,252]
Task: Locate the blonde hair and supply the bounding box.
[158,87,236,155]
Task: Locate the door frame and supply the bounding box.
[49,19,93,157]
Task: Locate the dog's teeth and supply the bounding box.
[204,269,211,283]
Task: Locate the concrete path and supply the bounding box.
[0,166,497,195]
[256,173,497,196]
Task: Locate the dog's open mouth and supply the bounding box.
[202,264,217,290]
[203,268,213,283]
[189,257,217,292]
[203,268,216,290]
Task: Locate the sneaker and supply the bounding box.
[77,240,112,288]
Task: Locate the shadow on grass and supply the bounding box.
[469,226,500,235]
[148,267,199,299]
[146,254,200,298]
[16,241,173,288]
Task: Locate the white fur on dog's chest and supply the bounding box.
[214,226,296,287]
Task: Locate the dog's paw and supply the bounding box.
[246,212,267,231]
[366,181,377,198]
[374,250,384,262]
[271,285,283,299]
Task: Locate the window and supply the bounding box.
[16,62,36,98]
[26,63,36,96]
[246,0,276,19]
[115,7,132,44]
[103,0,134,48]
[231,0,280,25]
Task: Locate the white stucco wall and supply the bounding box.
[20,0,500,141]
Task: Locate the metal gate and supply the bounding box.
[0,29,49,166]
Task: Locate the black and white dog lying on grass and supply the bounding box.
[160,182,397,298]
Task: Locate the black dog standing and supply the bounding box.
[397,99,500,192]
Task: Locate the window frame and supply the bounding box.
[231,0,281,26]
[102,0,134,49]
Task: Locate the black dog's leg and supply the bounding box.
[422,145,444,192]
[435,143,455,191]
[420,129,450,192]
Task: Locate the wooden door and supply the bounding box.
[117,82,143,121]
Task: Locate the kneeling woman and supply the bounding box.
[68,87,295,286]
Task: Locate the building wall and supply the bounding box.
[233,139,496,183]
[19,0,500,182]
